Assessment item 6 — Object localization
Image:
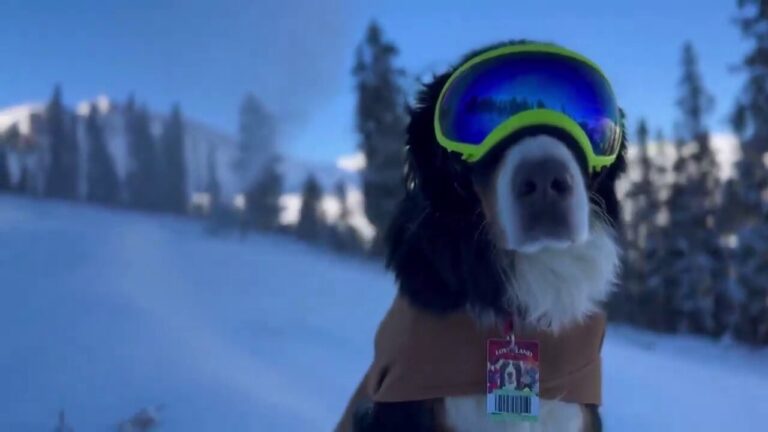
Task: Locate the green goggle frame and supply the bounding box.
[433,43,623,173]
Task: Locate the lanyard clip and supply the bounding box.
[504,319,516,346]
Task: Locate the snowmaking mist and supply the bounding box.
[243,0,352,138]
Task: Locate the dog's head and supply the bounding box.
[386,41,627,330]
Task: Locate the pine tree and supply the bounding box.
[85,105,120,205]
[676,43,715,142]
[2,125,23,194]
[732,0,768,145]
[295,174,323,241]
[661,42,724,336]
[0,145,10,192]
[642,129,679,331]
[205,146,221,211]
[15,164,31,194]
[722,0,768,230]
[53,410,75,432]
[233,94,276,190]
[160,104,187,213]
[329,180,361,252]
[45,85,79,199]
[243,156,283,230]
[353,21,408,253]
[732,221,768,344]
[618,119,656,325]
[727,0,768,344]
[125,104,160,210]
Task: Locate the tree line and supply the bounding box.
[613,0,768,345]
[0,87,188,214]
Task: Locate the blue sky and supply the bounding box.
[0,0,747,162]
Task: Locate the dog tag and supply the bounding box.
[486,338,540,421]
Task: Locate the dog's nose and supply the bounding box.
[513,157,574,202]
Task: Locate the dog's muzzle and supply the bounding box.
[495,135,590,253]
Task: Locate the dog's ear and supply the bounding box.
[385,195,508,315]
[402,74,477,212]
[384,75,508,315]
[590,109,628,228]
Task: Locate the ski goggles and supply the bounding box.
[434,43,622,172]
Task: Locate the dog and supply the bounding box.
[352,41,627,432]
[501,362,518,391]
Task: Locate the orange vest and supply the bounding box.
[336,295,606,431]
[366,296,605,404]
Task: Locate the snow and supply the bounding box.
[0,103,44,136]
[279,188,376,242]
[278,157,360,194]
[1,195,766,431]
[75,95,112,117]
[624,133,741,182]
[336,152,366,172]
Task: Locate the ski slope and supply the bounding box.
[0,195,766,431]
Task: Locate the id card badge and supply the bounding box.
[486,338,540,421]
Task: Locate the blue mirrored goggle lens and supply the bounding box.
[438,52,621,157]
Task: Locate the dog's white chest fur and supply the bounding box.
[506,220,619,332]
[444,396,584,432]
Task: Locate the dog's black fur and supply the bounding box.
[355,41,626,432]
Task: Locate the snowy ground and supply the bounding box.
[1,195,766,431]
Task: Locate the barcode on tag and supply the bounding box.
[493,393,532,415]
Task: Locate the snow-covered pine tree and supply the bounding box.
[732,222,768,344]
[732,0,768,145]
[726,0,768,344]
[661,42,724,336]
[243,156,283,231]
[85,104,120,205]
[723,0,768,230]
[615,119,654,324]
[45,85,79,200]
[641,129,680,331]
[125,102,160,211]
[160,104,187,213]
[295,174,323,242]
[353,21,408,254]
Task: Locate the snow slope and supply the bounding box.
[0,196,766,431]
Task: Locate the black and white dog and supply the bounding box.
[357,41,627,432]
